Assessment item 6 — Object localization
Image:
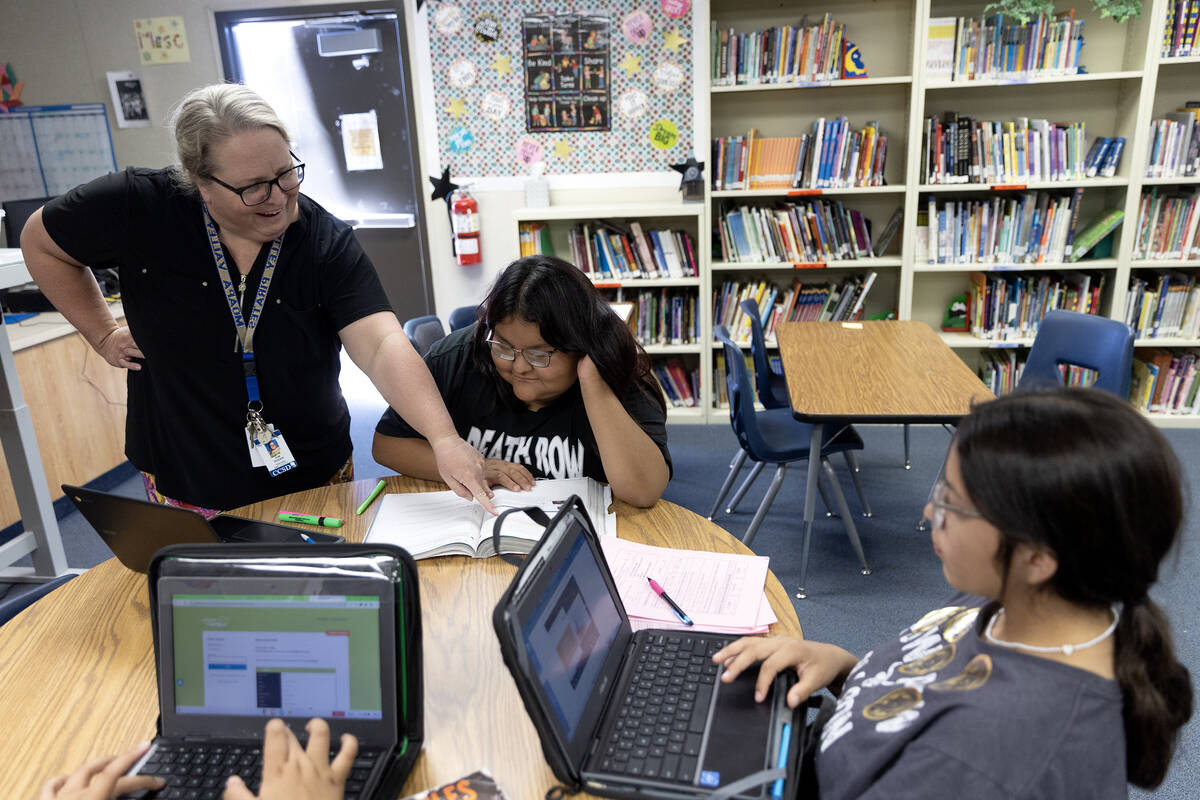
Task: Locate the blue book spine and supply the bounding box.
[937,207,948,264]
[1027,203,1044,262]
[1101,136,1125,177]
[592,233,611,277]
[1094,136,1114,176]
[648,229,669,271]
[822,120,839,186]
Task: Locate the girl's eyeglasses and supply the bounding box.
[486,338,556,368]
[928,479,985,530]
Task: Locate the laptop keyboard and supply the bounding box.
[595,633,729,784]
[131,739,383,800]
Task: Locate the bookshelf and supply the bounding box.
[705,0,919,419]
[505,1,1200,424]
[511,203,708,421]
[705,0,1200,427]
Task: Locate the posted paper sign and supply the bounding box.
[133,17,190,64]
[339,110,384,171]
[106,71,150,128]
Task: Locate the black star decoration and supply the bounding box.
[429,166,459,203]
[669,156,705,185]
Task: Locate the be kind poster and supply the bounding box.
[523,14,610,133]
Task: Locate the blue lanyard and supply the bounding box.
[202,206,284,406]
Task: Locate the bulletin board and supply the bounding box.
[420,0,695,179]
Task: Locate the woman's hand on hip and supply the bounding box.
[96,326,144,370]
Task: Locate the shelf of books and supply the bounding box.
[707,0,918,416]
[904,1,1195,419]
[698,0,1200,424]
[1121,1,1200,423]
[512,204,709,420]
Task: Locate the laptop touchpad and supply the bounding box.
[699,672,774,796]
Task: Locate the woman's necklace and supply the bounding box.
[983,603,1122,656]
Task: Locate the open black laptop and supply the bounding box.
[493,498,800,799]
[62,484,343,572]
[123,548,409,800]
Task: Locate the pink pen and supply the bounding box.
[647,577,693,626]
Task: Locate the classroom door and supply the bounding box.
[216,4,433,322]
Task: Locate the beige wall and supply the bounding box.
[0,0,686,317]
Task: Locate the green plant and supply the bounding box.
[982,0,1142,23]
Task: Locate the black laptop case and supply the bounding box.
[146,543,423,799]
[491,498,805,799]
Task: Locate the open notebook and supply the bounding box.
[364,477,613,559]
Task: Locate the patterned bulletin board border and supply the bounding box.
[425,0,694,177]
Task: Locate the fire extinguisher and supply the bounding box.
[450,188,481,266]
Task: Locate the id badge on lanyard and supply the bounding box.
[203,206,297,476]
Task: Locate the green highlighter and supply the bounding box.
[356,479,387,515]
[278,511,344,528]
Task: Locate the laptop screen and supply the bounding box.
[519,532,624,737]
[156,576,397,742]
[504,509,633,766]
[170,592,384,720]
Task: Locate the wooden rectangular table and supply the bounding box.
[775,320,995,597]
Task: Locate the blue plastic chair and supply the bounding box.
[917,309,1135,533]
[709,300,871,521]
[713,325,871,574]
[403,315,446,357]
[1018,309,1134,396]
[448,305,478,332]
[0,573,76,627]
[740,298,790,410]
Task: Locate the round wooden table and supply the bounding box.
[0,477,802,799]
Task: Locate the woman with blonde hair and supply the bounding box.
[22,83,490,514]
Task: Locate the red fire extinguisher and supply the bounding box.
[450,188,481,265]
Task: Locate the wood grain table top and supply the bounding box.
[776,321,995,423]
[0,477,801,800]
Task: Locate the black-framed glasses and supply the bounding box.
[485,338,556,368]
[206,151,305,206]
[928,479,986,530]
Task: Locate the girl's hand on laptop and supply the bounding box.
[713,636,860,708]
[39,741,165,800]
[223,718,357,800]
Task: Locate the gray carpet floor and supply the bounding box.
[3,364,1196,796]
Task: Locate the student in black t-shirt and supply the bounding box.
[19,83,491,514]
[715,388,1193,798]
[374,255,671,507]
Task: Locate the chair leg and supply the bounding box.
[816,477,836,518]
[916,429,957,531]
[726,460,766,514]
[708,449,747,520]
[903,424,912,470]
[797,426,824,600]
[741,464,787,550]
[843,451,872,517]
[821,458,871,575]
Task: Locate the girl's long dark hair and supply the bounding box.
[955,388,1193,788]
[471,255,666,414]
